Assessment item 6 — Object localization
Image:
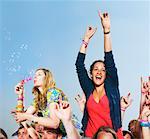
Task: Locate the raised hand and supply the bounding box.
[83,26,97,43]
[98,11,111,33]
[140,77,150,113]
[14,81,24,95]
[140,105,150,121]
[120,93,133,110]
[54,101,71,122]
[145,92,150,105]
[141,77,150,94]
[75,93,86,113]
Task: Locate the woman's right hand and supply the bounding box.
[14,81,24,95]
[83,26,97,43]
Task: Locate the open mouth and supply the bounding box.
[96,75,102,80]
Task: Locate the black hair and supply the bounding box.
[123,130,134,139]
[0,128,8,139]
[11,124,24,137]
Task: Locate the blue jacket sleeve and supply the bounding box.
[75,52,94,98]
[104,51,122,131]
[104,51,119,87]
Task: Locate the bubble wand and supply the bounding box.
[16,77,32,112]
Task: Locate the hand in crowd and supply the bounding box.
[98,11,110,32]
[14,81,24,95]
[121,92,133,111]
[140,105,150,122]
[75,93,86,113]
[83,26,97,43]
[13,112,28,123]
[145,92,150,105]
[141,77,150,94]
[140,77,150,111]
[54,100,71,123]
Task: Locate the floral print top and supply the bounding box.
[32,87,68,117]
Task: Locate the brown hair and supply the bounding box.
[90,60,104,75]
[128,119,142,139]
[92,126,118,139]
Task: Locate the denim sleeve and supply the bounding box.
[75,52,94,97]
[104,51,119,86]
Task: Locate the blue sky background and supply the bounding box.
[0,0,150,138]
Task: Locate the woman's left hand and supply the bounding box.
[13,112,28,123]
[98,11,110,32]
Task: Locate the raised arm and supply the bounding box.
[140,77,150,115]
[120,93,132,121]
[98,12,118,86]
[54,101,80,139]
[75,27,96,97]
[80,26,97,54]
[140,105,150,139]
[75,93,86,113]
[98,11,112,52]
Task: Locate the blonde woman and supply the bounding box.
[12,68,67,138]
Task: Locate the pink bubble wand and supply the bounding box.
[21,76,32,84]
[16,76,32,112]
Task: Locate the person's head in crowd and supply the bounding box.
[92,126,118,139]
[32,68,55,112]
[90,60,106,86]
[123,130,134,139]
[42,130,61,139]
[42,130,58,139]
[12,125,30,139]
[33,123,63,139]
[0,128,8,139]
[41,128,63,139]
[128,119,142,139]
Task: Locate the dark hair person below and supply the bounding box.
[93,126,118,139]
[75,11,123,138]
[12,68,68,138]
[12,125,32,139]
[122,130,134,139]
[0,128,8,139]
[128,119,142,139]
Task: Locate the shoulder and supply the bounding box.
[47,87,68,102]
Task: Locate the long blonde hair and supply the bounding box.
[32,68,55,112]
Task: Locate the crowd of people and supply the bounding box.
[1,11,149,139]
